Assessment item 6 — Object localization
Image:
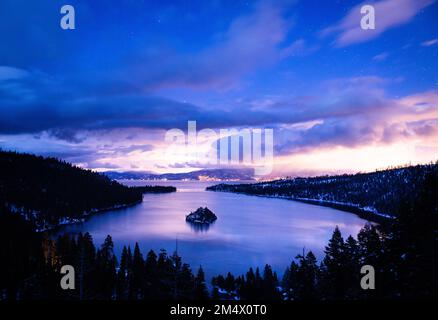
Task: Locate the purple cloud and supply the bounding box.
[321,0,435,47]
[421,38,438,46]
[373,52,389,61]
[273,79,438,155]
[119,1,297,91]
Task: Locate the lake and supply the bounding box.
[54,180,369,280]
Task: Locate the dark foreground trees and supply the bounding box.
[0,204,207,300]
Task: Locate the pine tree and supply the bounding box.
[262,264,280,300]
[156,249,173,299]
[320,226,347,299]
[254,267,263,298]
[344,235,361,298]
[178,263,195,299]
[131,242,144,299]
[194,266,209,300]
[292,251,319,300]
[76,232,96,300]
[357,224,385,298]
[212,275,225,290]
[240,268,255,299]
[224,272,235,293]
[144,250,158,299]
[358,224,382,266]
[95,235,117,300]
[116,246,131,300]
[282,260,299,299]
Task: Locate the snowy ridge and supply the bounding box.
[207,163,438,221]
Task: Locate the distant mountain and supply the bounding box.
[207,163,438,221]
[103,168,255,181]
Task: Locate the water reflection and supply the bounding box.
[187,221,215,233]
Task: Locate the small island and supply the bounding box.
[186,207,217,224]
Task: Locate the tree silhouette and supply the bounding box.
[194,267,209,300]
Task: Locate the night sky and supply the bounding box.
[1,0,438,176]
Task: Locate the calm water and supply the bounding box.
[54,180,369,279]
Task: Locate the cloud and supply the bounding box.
[1,0,437,174]
[273,79,438,155]
[119,1,296,91]
[321,0,435,47]
[0,66,29,81]
[0,68,384,137]
[110,144,154,154]
[3,66,437,158]
[421,38,438,46]
[410,119,438,136]
[373,52,389,61]
[48,128,87,144]
[0,68,423,154]
[0,0,298,95]
[0,72,211,135]
[3,74,438,173]
[0,1,302,137]
[83,162,122,170]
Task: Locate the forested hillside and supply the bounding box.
[0,150,143,230]
[208,163,438,219]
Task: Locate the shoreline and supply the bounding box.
[39,186,179,233]
[206,189,392,224]
[39,199,143,233]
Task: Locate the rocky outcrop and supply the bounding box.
[186,207,217,224]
